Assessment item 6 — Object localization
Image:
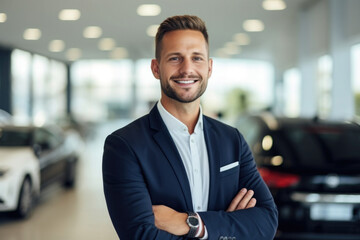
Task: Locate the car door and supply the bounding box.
[33,127,67,189]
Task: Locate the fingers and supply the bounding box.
[227,188,247,212]
[227,188,257,212]
[246,198,257,209]
[237,189,254,210]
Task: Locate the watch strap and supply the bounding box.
[186,212,199,238]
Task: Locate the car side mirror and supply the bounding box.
[33,144,42,157]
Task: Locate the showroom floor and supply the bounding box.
[0,121,128,240]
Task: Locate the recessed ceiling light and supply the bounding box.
[66,48,82,61]
[23,28,41,40]
[59,9,81,21]
[215,48,230,58]
[137,4,161,16]
[83,26,102,39]
[262,0,287,11]
[110,47,128,59]
[99,38,116,51]
[0,13,7,23]
[243,19,265,32]
[224,42,241,55]
[233,33,251,45]
[49,40,65,52]
[146,25,159,37]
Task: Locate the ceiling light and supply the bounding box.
[224,42,241,55]
[23,28,41,40]
[49,40,65,52]
[243,19,265,32]
[262,0,287,11]
[233,33,251,45]
[215,48,230,58]
[99,38,116,51]
[146,25,159,37]
[110,47,128,59]
[0,13,7,23]
[66,48,82,61]
[59,9,81,21]
[137,4,161,16]
[83,26,102,39]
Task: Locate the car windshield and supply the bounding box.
[0,128,32,147]
[282,124,360,167]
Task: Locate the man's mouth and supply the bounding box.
[175,80,197,84]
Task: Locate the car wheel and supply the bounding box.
[64,159,77,188]
[14,177,33,218]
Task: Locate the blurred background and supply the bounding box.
[0,0,360,240]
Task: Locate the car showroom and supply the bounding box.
[0,0,360,240]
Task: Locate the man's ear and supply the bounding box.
[208,58,213,78]
[151,59,160,79]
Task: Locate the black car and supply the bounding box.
[235,113,360,240]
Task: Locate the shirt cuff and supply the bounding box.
[195,213,208,239]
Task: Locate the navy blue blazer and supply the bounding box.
[102,105,278,240]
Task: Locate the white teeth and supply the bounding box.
[177,80,195,84]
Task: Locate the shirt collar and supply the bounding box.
[157,101,203,134]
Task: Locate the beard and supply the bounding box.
[160,74,208,103]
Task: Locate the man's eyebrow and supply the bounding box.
[164,52,181,58]
[193,52,206,56]
[164,52,206,58]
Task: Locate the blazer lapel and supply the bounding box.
[203,117,221,210]
[149,106,193,211]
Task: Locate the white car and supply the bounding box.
[0,125,80,218]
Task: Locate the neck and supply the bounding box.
[160,98,200,134]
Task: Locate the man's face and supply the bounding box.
[151,30,213,104]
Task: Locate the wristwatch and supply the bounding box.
[186,212,199,238]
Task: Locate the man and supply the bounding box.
[103,15,278,240]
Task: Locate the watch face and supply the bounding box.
[188,216,199,226]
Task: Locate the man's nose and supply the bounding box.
[179,58,194,75]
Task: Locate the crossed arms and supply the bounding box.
[102,130,278,240]
[153,188,257,237]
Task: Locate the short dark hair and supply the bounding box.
[155,15,209,60]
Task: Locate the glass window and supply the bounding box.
[317,55,333,118]
[135,59,160,116]
[203,58,274,119]
[283,68,301,117]
[351,43,360,116]
[71,60,133,121]
[33,54,49,125]
[48,60,67,122]
[0,128,31,147]
[11,49,32,123]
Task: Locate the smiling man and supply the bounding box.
[103,15,278,240]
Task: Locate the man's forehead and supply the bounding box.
[161,30,208,51]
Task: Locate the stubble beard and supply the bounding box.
[160,76,208,103]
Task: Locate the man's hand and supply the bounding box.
[152,205,189,236]
[227,188,257,212]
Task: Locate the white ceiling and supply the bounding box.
[0,0,310,70]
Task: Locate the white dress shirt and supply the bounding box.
[157,101,210,211]
[157,101,209,238]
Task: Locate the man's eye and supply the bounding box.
[193,57,203,61]
[169,57,179,61]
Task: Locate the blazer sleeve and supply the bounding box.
[102,133,184,240]
[198,131,278,240]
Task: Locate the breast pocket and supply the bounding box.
[220,161,239,177]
